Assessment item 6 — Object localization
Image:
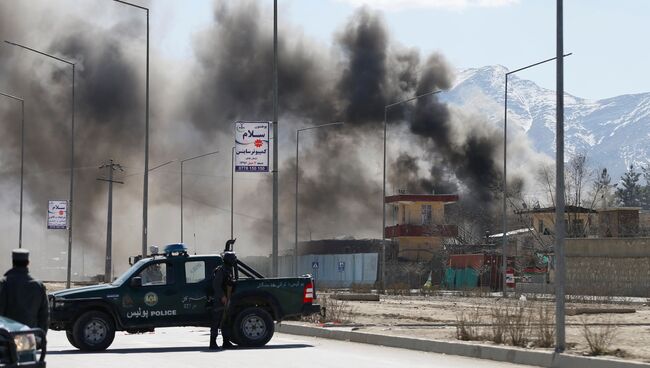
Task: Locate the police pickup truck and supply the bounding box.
[48,241,320,351]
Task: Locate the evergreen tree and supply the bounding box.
[616,165,642,206]
[641,165,650,210]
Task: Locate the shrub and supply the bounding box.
[489,304,507,344]
[533,304,555,348]
[581,316,618,355]
[303,295,356,324]
[455,306,482,341]
[506,302,530,347]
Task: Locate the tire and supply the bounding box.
[65,330,81,349]
[232,307,274,347]
[72,310,116,351]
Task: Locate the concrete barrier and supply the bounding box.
[276,323,650,368]
[331,293,380,301]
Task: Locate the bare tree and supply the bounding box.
[567,153,590,208]
[536,164,556,208]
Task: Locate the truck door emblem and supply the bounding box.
[122,295,134,308]
[144,292,158,307]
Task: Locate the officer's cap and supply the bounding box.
[12,249,29,262]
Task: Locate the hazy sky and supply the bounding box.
[151,0,649,101]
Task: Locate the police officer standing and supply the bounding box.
[209,251,237,350]
[0,249,49,333]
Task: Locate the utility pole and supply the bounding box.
[97,160,124,283]
[555,0,567,353]
[272,0,279,277]
[231,146,235,240]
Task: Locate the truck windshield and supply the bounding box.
[112,259,148,286]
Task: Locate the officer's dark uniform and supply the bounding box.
[209,252,236,350]
[0,249,49,333]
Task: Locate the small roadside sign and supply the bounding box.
[337,261,345,272]
[506,270,515,288]
[312,261,319,269]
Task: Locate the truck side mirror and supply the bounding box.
[131,277,143,288]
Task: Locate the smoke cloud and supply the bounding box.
[0,0,528,279]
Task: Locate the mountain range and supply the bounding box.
[445,65,650,182]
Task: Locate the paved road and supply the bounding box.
[46,327,534,368]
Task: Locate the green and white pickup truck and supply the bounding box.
[49,242,319,351]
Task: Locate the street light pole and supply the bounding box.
[231,146,235,240]
[272,0,279,277]
[5,40,76,289]
[295,122,344,276]
[113,0,150,258]
[382,89,442,292]
[555,0,567,353]
[180,150,219,242]
[0,92,25,249]
[502,52,572,297]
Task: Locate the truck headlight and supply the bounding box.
[14,333,36,352]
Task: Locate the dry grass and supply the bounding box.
[385,282,411,296]
[533,304,555,348]
[581,316,618,355]
[488,304,507,344]
[303,295,356,324]
[505,302,531,347]
[455,305,482,341]
[350,283,373,293]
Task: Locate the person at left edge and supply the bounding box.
[0,249,49,333]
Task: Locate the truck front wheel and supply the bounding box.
[72,310,116,351]
[232,307,274,347]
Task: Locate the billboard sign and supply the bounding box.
[235,121,270,172]
[47,200,68,229]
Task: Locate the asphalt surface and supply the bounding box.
[45,327,535,368]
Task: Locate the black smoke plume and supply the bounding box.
[0,1,520,279]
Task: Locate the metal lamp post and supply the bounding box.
[231,146,235,240]
[0,92,25,249]
[180,150,219,242]
[555,0,567,353]
[382,89,442,292]
[294,122,344,276]
[5,40,76,289]
[501,52,572,297]
[113,0,150,257]
[272,0,279,277]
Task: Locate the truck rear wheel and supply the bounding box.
[72,310,116,351]
[232,307,274,347]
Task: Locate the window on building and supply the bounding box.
[538,220,544,234]
[421,204,432,225]
[185,261,206,284]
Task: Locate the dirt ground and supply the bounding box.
[45,283,650,362]
[314,293,650,364]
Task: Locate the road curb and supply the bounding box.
[276,323,650,368]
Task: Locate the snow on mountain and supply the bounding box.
[444,65,650,180]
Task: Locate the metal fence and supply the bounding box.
[278,253,378,288]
